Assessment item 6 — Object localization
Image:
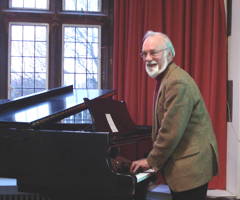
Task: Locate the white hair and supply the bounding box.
[143,31,175,57]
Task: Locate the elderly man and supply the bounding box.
[130,31,219,200]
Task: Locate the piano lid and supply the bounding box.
[0,85,114,128]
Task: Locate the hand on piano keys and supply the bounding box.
[129,158,156,183]
[110,157,156,183]
[130,158,150,174]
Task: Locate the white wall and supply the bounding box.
[227,0,240,198]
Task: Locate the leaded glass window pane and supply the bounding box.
[9,23,48,99]
[63,0,101,12]
[10,0,49,10]
[63,25,101,89]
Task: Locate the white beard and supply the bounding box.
[145,54,169,78]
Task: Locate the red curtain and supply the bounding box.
[113,0,227,189]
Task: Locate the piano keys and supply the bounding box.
[136,169,155,183]
[0,85,155,200]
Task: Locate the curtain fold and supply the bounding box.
[113,0,227,189]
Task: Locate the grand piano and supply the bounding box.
[0,85,155,200]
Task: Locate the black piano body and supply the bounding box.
[0,85,154,200]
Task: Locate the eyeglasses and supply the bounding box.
[140,48,168,59]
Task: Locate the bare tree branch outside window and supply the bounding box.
[63,25,100,89]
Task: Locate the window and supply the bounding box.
[10,0,49,10]
[63,25,100,89]
[9,23,48,98]
[63,0,101,12]
[0,0,113,99]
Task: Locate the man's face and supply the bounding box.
[141,35,169,78]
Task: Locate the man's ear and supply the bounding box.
[167,51,173,62]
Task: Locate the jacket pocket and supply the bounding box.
[173,146,200,160]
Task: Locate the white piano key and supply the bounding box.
[136,169,155,183]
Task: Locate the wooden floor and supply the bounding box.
[147,194,238,200]
[207,198,238,200]
[146,184,238,200]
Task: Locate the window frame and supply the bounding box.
[0,0,113,99]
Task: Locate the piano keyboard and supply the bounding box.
[136,169,155,183]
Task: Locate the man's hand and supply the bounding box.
[130,158,150,174]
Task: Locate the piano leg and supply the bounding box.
[134,181,149,200]
[135,173,158,200]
